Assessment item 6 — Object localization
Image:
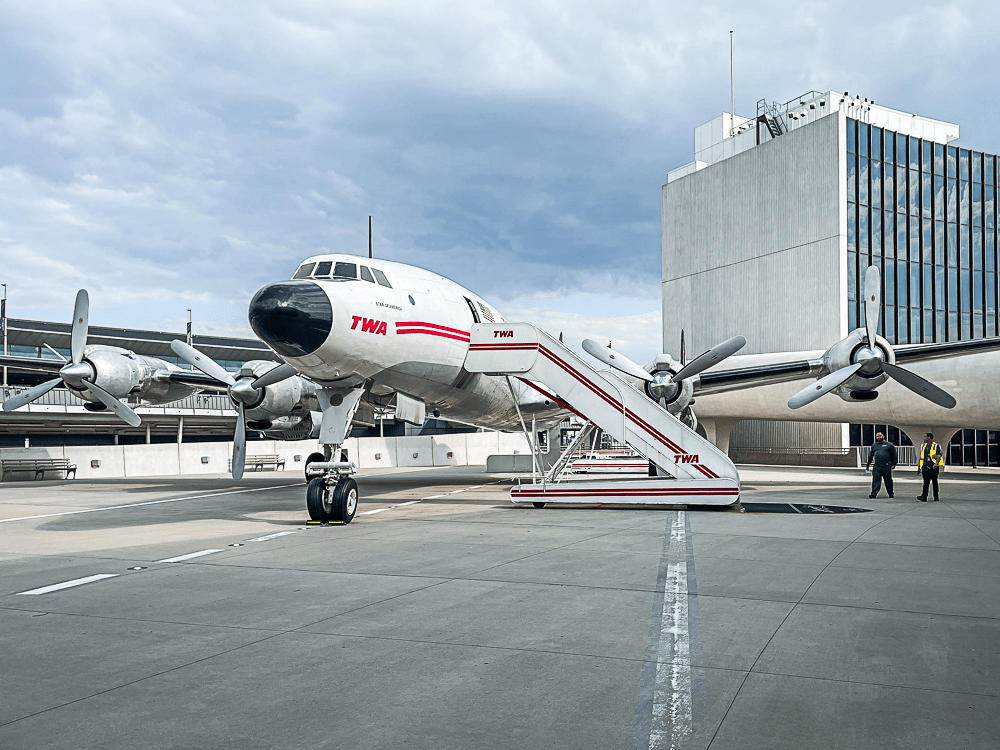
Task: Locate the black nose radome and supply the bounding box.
[249,281,332,358]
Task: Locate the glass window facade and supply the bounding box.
[846,118,1000,345]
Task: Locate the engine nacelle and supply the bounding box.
[236,360,305,423]
[78,346,149,402]
[824,328,895,402]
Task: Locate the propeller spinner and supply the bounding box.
[170,340,297,479]
[787,266,956,409]
[2,290,142,427]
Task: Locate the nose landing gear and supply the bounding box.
[306,475,359,524]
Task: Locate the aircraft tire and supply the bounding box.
[532,502,546,509]
[334,477,359,524]
[306,477,335,521]
[304,452,325,481]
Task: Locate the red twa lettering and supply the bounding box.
[674,454,700,464]
[494,330,514,338]
[352,316,387,335]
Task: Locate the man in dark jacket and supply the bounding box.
[865,432,897,498]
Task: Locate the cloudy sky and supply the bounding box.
[1,0,997,364]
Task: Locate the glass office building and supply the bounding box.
[847,121,1000,465]
[664,92,1000,466]
[846,121,998,344]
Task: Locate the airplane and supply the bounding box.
[163,254,1000,523]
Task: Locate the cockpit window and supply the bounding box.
[371,268,392,288]
[334,262,357,279]
[314,261,333,277]
[292,262,315,279]
[360,266,376,283]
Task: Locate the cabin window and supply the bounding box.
[333,262,357,279]
[372,269,392,288]
[313,261,333,277]
[292,262,315,279]
[360,266,376,283]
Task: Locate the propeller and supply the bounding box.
[863,265,880,352]
[170,340,297,479]
[582,333,746,405]
[787,363,863,409]
[673,336,747,381]
[582,339,654,382]
[2,290,141,427]
[788,266,957,409]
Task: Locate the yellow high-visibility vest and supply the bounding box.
[919,442,944,469]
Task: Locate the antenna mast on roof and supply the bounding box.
[730,31,735,136]
[369,216,373,259]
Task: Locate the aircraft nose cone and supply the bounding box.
[249,281,333,358]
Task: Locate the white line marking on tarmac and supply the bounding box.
[360,508,389,515]
[396,501,421,507]
[17,574,118,596]
[423,494,446,499]
[157,549,222,563]
[0,483,305,525]
[247,531,297,542]
[649,512,692,749]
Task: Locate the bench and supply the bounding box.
[1,458,77,481]
[229,454,285,472]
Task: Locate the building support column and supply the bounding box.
[177,416,184,444]
[897,426,962,465]
[700,417,741,457]
[146,423,151,444]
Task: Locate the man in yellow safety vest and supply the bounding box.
[917,433,945,502]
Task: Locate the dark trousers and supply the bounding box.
[871,465,893,496]
[920,468,940,500]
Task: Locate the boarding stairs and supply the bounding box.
[464,323,739,506]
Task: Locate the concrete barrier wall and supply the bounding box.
[1,432,536,481]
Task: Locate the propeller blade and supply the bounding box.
[864,266,880,346]
[2,378,62,411]
[673,335,747,382]
[787,363,863,409]
[170,340,236,386]
[84,380,142,427]
[582,339,654,382]
[881,361,957,409]
[71,290,89,365]
[232,402,246,480]
[251,362,297,389]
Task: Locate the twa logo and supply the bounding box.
[674,454,700,464]
[494,330,514,338]
[351,316,387,335]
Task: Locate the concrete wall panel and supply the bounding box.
[63,445,128,479]
[355,437,397,469]
[178,443,232,475]
[395,436,433,467]
[432,435,466,466]
[124,444,180,477]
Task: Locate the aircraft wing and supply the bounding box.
[160,369,231,392]
[694,359,824,396]
[0,354,65,375]
[894,335,1000,364]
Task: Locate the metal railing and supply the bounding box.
[859,445,919,467]
[0,386,234,412]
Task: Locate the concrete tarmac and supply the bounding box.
[1,464,999,749]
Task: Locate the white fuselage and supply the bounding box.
[251,254,565,432]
